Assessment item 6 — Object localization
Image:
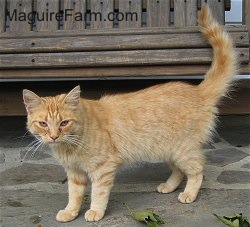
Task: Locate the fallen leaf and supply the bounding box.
[213,213,250,227]
[123,203,166,226]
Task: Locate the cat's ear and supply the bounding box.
[23,89,42,114]
[64,85,81,108]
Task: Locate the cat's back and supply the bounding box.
[101,81,201,110]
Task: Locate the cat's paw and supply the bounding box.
[56,209,78,222]
[157,183,176,193]
[84,209,105,222]
[178,192,196,204]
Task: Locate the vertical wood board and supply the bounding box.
[0,0,6,32]
[90,0,114,29]
[201,0,225,24]
[36,0,60,31]
[186,0,198,26]
[174,0,186,27]
[9,0,32,32]
[119,0,142,28]
[62,0,86,30]
[147,0,170,27]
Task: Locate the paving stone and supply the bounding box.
[217,170,250,184]
[0,152,5,164]
[242,163,250,169]
[0,163,66,186]
[206,148,248,167]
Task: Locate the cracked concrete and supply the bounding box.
[0,115,249,227]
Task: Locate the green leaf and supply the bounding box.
[153,213,166,224]
[147,220,159,227]
[214,213,239,227]
[214,213,250,227]
[123,203,166,226]
[239,215,250,227]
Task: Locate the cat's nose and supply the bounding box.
[50,136,59,141]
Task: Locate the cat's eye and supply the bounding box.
[39,121,48,127]
[60,120,69,127]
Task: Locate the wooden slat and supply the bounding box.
[146,0,170,27]
[0,0,6,32]
[0,48,249,69]
[0,49,213,68]
[243,0,250,32]
[201,0,225,24]
[0,25,247,38]
[90,0,113,29]
[243,0,250,66]
[1,64,249,80]
[62,0,86,30]
[9,0,32,32]
[119,0,142,28]
[0,31,248,53]
[186,0,198,26]
[36,0,59,31]
[174,0,186,27]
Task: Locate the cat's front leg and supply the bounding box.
[85,162,117,222]
[56,170,87,223]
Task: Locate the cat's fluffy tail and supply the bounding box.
[198,5,238,105]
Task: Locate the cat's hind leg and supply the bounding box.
[178,173,203,203]
[157,165,184,193]
[175,151,205,204]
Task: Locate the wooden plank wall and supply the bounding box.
[1,0,232,33]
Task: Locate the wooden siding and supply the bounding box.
[1,0,231,33]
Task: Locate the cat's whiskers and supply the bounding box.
[21,140,39,161]
[21,135,44,161]
[62,134,88,150]
[15,130,32,141]
[30,138,44,160]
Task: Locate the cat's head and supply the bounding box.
[23,86,82,146]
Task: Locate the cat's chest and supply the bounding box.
[52,147,85,168]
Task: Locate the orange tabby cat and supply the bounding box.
[23,6,237,223]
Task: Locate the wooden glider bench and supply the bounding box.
[0,0,249,116]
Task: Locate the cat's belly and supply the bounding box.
[115,136,172,163]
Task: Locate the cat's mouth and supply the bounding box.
[47,140,61,145]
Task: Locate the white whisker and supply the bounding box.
[21,135,43,161]
[30,140,44,159]
[62,134,89,151]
